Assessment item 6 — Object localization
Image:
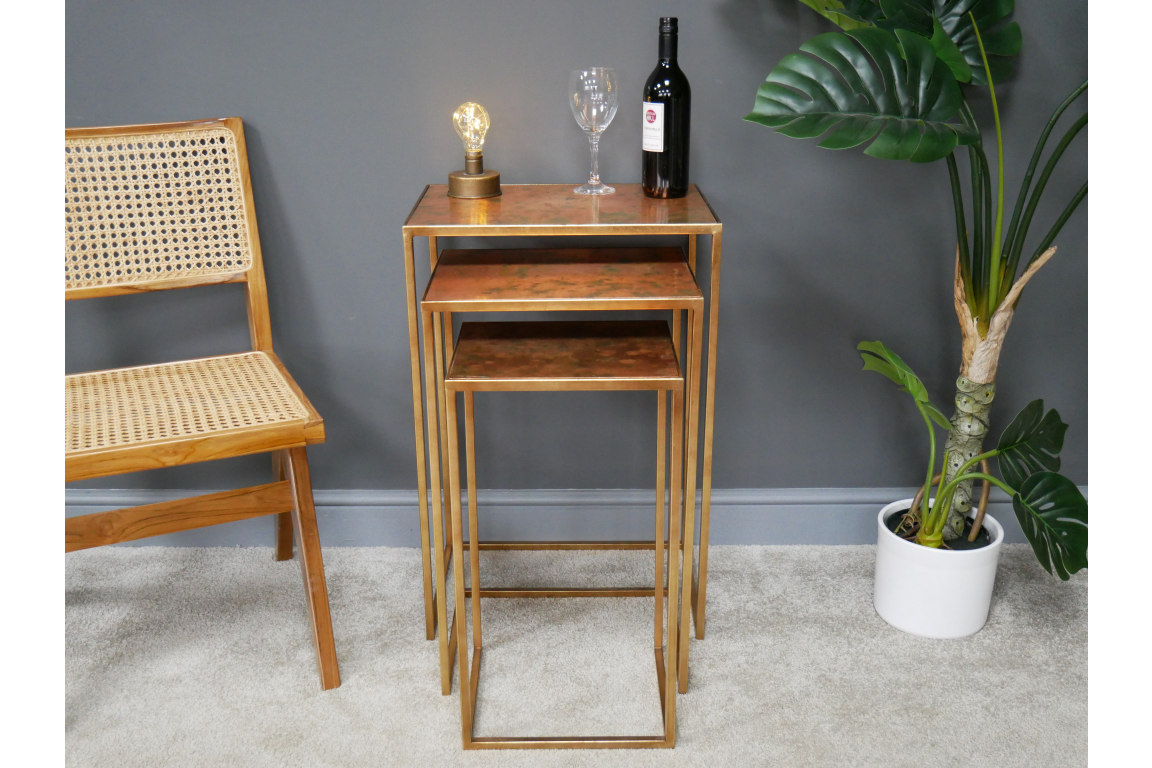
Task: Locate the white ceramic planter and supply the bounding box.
[873,499,1004,639]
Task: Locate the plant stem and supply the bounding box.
[1007,114,1088,284]
[933,441,960,530]
[1000,81,1088,285]
[967,147,983,309]
[940,451,1004,515]
[1030,182,1087,268]
[946,153,975,313]
[939,378,995,540]
[930,444,995,529]
[976,144,993,331]
[946,471,1015,498]
[959,98,980,136]
[970,13,1005,321]
[917,403,937,522]
[958,100,987,319]
[951,449,1000,491]
[968,460,992,541]
[909,473,942,531]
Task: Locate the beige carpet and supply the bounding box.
[65,545,1086,767]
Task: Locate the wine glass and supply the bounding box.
[569,68,619,195]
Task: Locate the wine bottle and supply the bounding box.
[642,17,691,199]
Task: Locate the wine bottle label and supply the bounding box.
[642,101,664,152]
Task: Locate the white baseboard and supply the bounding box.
[65,486,1083,547]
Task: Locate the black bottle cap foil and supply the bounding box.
[660,17,678,34]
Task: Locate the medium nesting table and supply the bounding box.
[401,184,723,704]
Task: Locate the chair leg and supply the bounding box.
[284,446,341,690]
[273,451,293,561]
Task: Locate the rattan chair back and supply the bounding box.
[65,118,274,349]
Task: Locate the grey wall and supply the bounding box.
[66,0,1087,496]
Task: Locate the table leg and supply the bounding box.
[445,389,475,747]
[679,307,703,692]
[433,313,455,586]
[695,231,722,639]
[464,391,482,651]
[664,386,684,743]
[405,235,435,641]
[423,311,454,695]
[436,312,455,604]
[429,239,457,631]
[654,390,667,651]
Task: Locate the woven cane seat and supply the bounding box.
[66,352,321,479]
[65,127,254,293]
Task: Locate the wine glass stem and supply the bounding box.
[587,132,601,185]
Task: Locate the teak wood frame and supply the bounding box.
[440,325,687,749]
[64,117,339,691]
[401,184,722,700]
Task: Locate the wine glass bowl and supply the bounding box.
[569,68,618,195]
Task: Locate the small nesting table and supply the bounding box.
[441,321,687,748]
[400,184,723,711]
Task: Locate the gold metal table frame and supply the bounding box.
[440,320,689,749]
[401,184,723,700]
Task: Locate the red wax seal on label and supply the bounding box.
[645,109,657,123]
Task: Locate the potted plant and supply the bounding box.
[860,340,1087,637]
[744,1,1087,541]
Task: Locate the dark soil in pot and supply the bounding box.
[885,510,992,550]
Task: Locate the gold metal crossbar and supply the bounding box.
[464,588,668,598]
[463,540,657,550]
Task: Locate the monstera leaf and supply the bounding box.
[823,0,1021,85]
[927,15,972,82]
[914,0,1021,85]
[745,28,978,162]
[995,399,1068,490]
[1012,472,1088,581]
[857,341,952,428]
[799,0,884,31]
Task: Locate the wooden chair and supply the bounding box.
[64,117,340,690]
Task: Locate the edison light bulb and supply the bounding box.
[446,101,500,199]
[453,102,490,152]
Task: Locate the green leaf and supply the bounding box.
[996,399,1068,490]
[877,0,932,34]
[857,340,941,410]
[869,1,1021,85]
[1012,472,1087,580]
[860,353,903,386]
[798,1,885,31]
[923,402,953,430]
[744,28,974,162]
[929,14,972,81]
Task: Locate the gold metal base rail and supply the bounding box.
[464,587,669,598]
[463,540,658,551]
[449,541,672,599]
[462,648,674,750]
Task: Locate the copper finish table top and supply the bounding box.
[421,248,704,312]
[446,321,682,392]
[403,184,720,235]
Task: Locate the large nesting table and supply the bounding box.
[400,184,723,706]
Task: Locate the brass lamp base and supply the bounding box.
[447,169,501,199]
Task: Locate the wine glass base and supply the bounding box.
[574,183,615,195]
